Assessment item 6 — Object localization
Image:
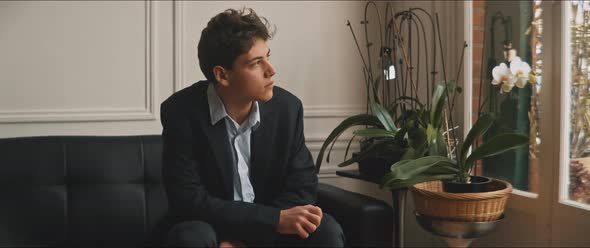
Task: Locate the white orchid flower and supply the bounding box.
[500,80,515,93]
[492,62,514,86]
[510,56,531,88]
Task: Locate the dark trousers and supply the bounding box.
[163,213,345,247]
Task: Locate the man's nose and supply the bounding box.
[265,62,276,78]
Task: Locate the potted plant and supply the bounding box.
[379,112,528,222]
[314,2,455,180]
[382,112,528,190]
[374,21,536,221]
[314,79,458,179]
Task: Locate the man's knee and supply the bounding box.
[164,220,218,247]
[311,213,345,247]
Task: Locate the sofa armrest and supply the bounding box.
[316,182,393,247]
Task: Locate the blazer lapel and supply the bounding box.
[203,120,235,199]
[250,102,275,199]
[196,85,234,199]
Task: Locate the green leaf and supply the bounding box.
[370,102,397,132]
[407,126,427,150]
[459,113,495,171]
[343,135,357,163]
[372,77,381,104]
[381,173,457,190]
[430,82,445,116]
[427,128,448,157]
[389,96,425,114]
[437,130,448,156]
[353,128,397,138]
[415,107,428,128]
[426,124,436,145]
[325,132,341,163]
[465,133,529,173]
[383,156,456,184]
[401,147,418,160]
[315,114,383,171]
[430,82,446,129]
[383,163,458,187]
[430,80,456,129]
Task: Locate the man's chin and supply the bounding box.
[258,91,274,102]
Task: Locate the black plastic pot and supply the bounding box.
[354,138,406,181]
[353,151,403,181]
[442,176,493,193]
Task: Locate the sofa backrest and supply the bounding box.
[0,135,168,246]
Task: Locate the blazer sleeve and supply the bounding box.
[269,100,318,209]
[160,99,280,235]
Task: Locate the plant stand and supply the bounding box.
[392,188,407,248]
[336,169,406,248]
[414,213,504,248]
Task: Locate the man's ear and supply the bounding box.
[213,65,230,87]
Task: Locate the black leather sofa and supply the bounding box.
[0,135,392,247]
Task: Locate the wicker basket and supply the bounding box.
[410,178,512,222]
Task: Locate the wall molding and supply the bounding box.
[173,0,184,92]
[303,105,365,118]
[0,1,156,123]
[308,135,359,176]
[306,135,356,151]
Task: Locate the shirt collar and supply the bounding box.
[207,82,260,130]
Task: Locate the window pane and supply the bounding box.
[567,1,590,206]
[473,1,541,193]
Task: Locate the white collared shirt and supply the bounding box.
[207,83,259,203]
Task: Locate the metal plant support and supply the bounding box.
[344,2,467,247]
[347,2,462,159]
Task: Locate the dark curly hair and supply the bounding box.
[198,8,275,83]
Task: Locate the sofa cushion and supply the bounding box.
[0,136,167,246]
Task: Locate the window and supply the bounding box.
[472,0,541,193]
[561,0,590,209]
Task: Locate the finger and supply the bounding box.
[301,218,317,234]
[305,211,322,226]
[295,223,310,239]
[219,241,233,248]
[305,205,322,216]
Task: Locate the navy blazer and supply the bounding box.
[160,80,317,237]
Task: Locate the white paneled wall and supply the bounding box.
[0,1,155,122]
[0,1,374,176]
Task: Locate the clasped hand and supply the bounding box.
[277,204,323,239]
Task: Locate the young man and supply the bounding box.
[160,8,344,247]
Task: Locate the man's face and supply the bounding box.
[226,38,276,102]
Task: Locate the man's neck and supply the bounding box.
[214,85,253,125]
